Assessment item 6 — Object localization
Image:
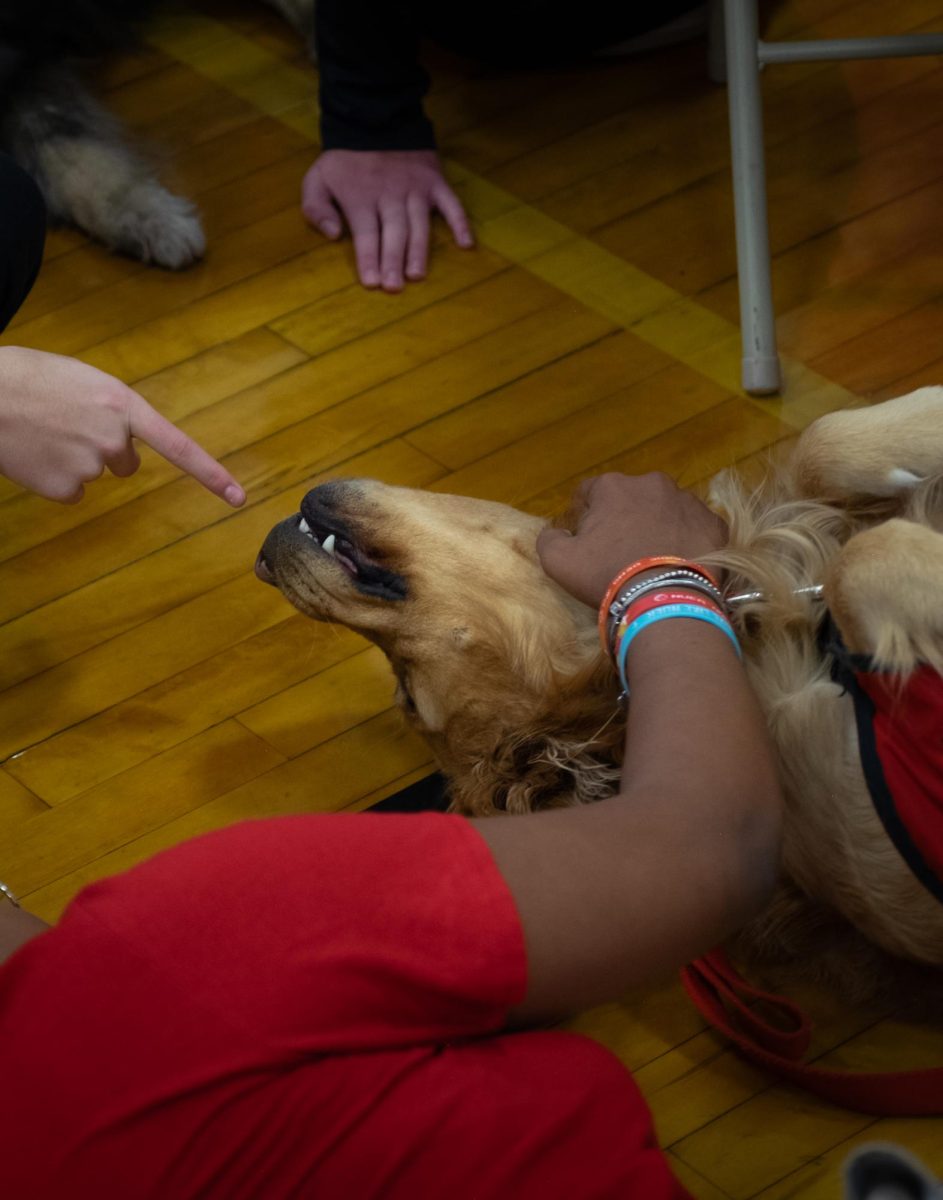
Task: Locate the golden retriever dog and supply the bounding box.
[256,389,943,1001]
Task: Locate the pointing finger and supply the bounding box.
[126,391,246,507]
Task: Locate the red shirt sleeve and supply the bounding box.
[0,813,527,1193]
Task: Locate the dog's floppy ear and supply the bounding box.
[456,730,618,814]
[450,661,624,816]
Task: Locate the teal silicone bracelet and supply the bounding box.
[615,603,741,697]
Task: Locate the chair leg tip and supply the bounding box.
[742,355,782,395]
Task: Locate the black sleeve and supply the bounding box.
[316,0,436,151]
[0,153,45,332]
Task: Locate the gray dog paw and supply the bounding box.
[109,186,206,269]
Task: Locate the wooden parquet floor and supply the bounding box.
[3,0,943,1194]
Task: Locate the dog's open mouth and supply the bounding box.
[256,495,408,603]
[295,514,362,578]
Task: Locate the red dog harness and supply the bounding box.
[682,622,943,1115]
[830,638,943,904]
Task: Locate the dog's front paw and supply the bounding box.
[108,186,206,270]
[796,388,943,501]
[826,518,943,672]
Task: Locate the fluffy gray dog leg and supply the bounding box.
[3,65,205,269]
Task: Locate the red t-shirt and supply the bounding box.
[0,812,687,1199]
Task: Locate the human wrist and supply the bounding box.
[597,559,737,698]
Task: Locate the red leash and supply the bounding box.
[681,949,943,1115]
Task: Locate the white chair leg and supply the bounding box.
[723,0,782,395]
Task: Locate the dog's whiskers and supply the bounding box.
[577,706,620,753]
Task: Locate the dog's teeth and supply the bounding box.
[322,533,336,557]
[298,517,311,534]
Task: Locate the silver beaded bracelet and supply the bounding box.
[607,569,725,628]
[0,880,21,907]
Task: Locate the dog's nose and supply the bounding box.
[301,478,364,518]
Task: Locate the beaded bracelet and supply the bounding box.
[615,603,742,699]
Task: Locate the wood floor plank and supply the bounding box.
[434,364,743,507]
[870,349,943,399]
[21,710,431,923]
[0,573,288,760]
[702,176,943,346]
[194,145,315,243]
[673,1090,875,1200]
[0,494,310,692]
[238,645,396,758]
[669,996,943,1196]
[1,719,286,902]
[757,1117,942,1198]
[525,399,793,518]
[104,61,222,127]
[0,769,49,828]
[811,291,943,393]
[771,244,943,365]
[132,74,261,150]
[194,0,309,63]
[95,43,172,90]
[59,239,345,381]
[564,981,708,1074]
[7,204,314,358]
[2,617,358,805]
[135,326,308,421]
[491,57,941,213]
[593,119,943,308]
[40,229,88,261]
[146,10,319,138]
[268,256,555,371]
[406,328,669,471]
[445,46,707,175]
[166,112,312,196]
[9,247,144,329]
[533,66,943,255]
[667,1156,734,1200]
[268,239,509,358]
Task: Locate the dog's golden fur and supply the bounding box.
[258,388,943,1000]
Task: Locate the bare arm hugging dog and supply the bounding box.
[0,346,245,506]
[477,473,783,1023]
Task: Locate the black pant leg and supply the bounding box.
[0,152,46,332]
